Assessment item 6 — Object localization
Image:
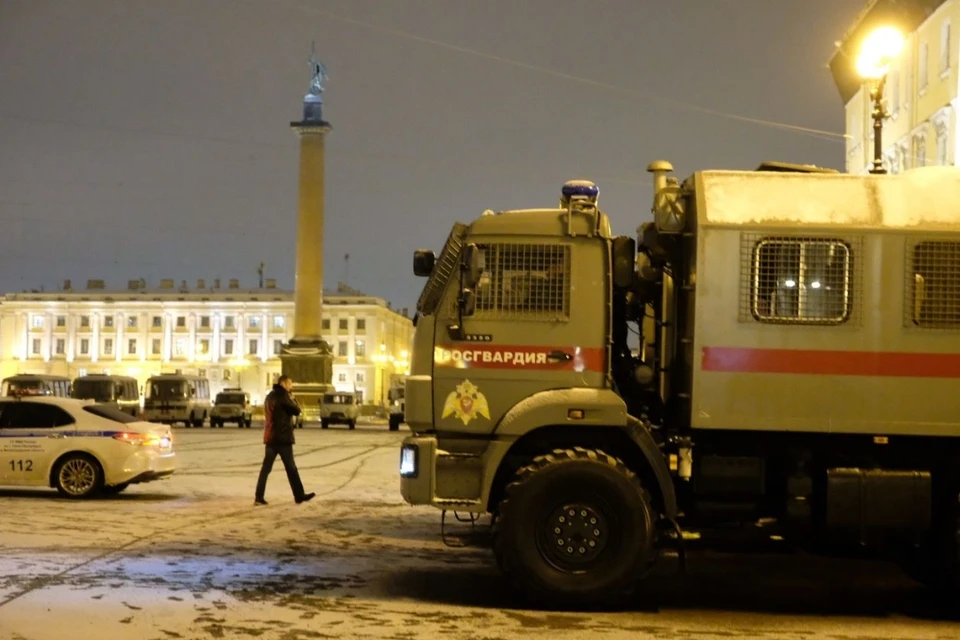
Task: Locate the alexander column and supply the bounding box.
[281,46,334,389]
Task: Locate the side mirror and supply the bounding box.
[459,288,477,317]
[413,250,436,277]
[461,244,482,289]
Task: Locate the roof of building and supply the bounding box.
[828,0,946,104]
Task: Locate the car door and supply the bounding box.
[0,402,75,486]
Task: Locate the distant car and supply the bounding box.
[0,396,175,498]
[210,388,253,428]
[320,391,360,430]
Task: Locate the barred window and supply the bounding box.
[909,240,960,328]
[475,244,570,321]
[751,238,851,324]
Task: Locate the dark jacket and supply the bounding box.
[263,384,302,445]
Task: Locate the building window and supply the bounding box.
[475,244,571,321]
[198,338,210,357]
[31,338,41,355]
[224,339,234,356]
[200,315,210,329]
[273,340,283,355]
[272,315,285,329]
[942,21,952,73]
[104,338,114,355]
[30,315,44,329]
[909,240,960,327]
[128,338,137,355]
[915,135,927,167]
[56,315,66,328]
[174,338,185,356]
[355,340,366,357]
[248,339,258,355]
[55,338,65,355]
[152,315,162,328]
[338,372,347,383]
[127,316,138,329]
[750,237,852,325]
[176,316,186,328]
[338,340,348,357]
[152,338,161,355]
[80,315,90,328]
[104,315,114,328]
[224,315,235,329]
[322,318,330,330]
[339,318,348,331]
[356,318,366,331]
[249,316,261,330]
[356,371,365,384]
[920,40,929,90]
[80,338,90,355]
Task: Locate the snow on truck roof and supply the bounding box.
[698,166,960,229]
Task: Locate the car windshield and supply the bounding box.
[83,405,139,424]
[72,380,116,402]
[216,393,245,405]
[323,394,353,404]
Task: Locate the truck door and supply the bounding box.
[433,239,609,435]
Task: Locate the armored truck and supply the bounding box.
[399,161,960,606]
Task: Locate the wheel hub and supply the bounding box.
[546,503,608,565]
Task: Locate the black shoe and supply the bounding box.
[254,498,268,506]
[295,492,315,504]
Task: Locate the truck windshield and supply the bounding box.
[323,394,353,404]
[72,380,116,402]
[148,380,186,400]
[416,222,469,316]
[1,381,48,396]
[216,393,245,405]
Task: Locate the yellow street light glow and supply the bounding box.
[857,26,905,79]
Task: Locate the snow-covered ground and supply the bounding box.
[0,426,956,640]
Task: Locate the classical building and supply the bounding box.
[0,278,413,406]
[830,0,958,174]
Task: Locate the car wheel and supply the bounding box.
[389,415,401,431]
[321,420,329,429]
[348,420,356,430]
[245,417,253,428]
[101,483,129,496]
[492,447,657,608]
[55,454,104,499]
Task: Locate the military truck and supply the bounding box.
[399,161,960,607]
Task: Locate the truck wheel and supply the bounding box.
[901,485,960,594]
[321,420,329,429]
[492,447,656,608]
[348,420,356,430]
[245,417,253,428]
[55,453,104,499]
[389,415,401,431]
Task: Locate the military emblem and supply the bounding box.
[442,380,490,425]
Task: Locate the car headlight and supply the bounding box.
[400,444,418,478]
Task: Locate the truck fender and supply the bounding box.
[624,415,678,519]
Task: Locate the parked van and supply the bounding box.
[320,391,360,430]
[1,374,71,398]
[71,375,141,416]
[143,374,211,427]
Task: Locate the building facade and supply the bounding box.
[0,279,413,407]
[831,0,958,174]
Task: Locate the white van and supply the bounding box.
[320,391,359,430]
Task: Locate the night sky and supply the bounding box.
[0,0,864,310]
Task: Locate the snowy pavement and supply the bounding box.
[0,426,957,640]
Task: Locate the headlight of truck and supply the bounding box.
[400,444,418,478]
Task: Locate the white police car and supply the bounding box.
[0,396,175,498]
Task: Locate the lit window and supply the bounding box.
[174,338,185,356]
[104,316,114,328]
[198,339,210,355]
[273,315,285,329]
[31,315,43,328]
[249,316,261,330]
[338,341,348,356]
[273,340,283,355]
[355,340,366,357]
[127,316,138,329]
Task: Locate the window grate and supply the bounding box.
[417,222,468,316]
[905,239,960,329]
[740,234,860,325]
[472,244,570,322]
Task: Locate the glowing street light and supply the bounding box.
[857,26,905,175]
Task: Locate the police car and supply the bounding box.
[0,396,175,498]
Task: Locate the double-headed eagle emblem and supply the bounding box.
[442,380,490,426]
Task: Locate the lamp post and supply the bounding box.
[857,26,905,175]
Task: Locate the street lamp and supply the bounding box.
[857,26,905,175]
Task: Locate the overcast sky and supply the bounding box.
[0,0,863,310]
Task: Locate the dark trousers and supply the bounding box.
[255,443,305,500]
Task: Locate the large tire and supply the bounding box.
[348,420,356,430]
[389,415,402,431]
[54,453,104,499]
[492,447,656,608]
[900,482,960,595]
[321,420,329,429]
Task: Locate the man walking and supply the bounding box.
[254,375,315,505]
